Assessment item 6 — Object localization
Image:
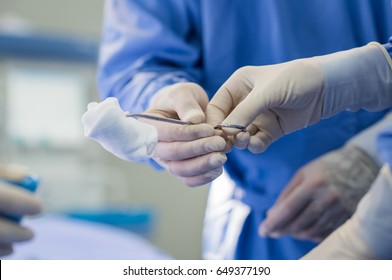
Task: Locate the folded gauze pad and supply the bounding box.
[81,97,158,161]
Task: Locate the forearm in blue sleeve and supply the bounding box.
[384,36,392,58]
[377,125,392,166]
[98,0,201,113]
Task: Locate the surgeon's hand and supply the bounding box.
[144,82,227,187]
[259,146,379,242]
[0,164,42,256]
[206,60,324,153]
[206,43,392,153]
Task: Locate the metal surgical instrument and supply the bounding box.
[126,113,247,132]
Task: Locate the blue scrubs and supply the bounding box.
[378,126,392,167]
[98,0,392,259]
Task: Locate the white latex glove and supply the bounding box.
[82,97,158,161]
[206,43,392,153]
[0,164,42,256]
[303,164,392,259]
[259,146,379,242]
[144,82,227,187]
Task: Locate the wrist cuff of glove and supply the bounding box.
[318,44,392,119]
[370,42,392,71]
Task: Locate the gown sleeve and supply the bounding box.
[97,0,201,113]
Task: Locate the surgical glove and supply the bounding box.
[260,145,379,242]
[82,97,158,161]
[303,164,392,259]
[145,82,227,187]
[206,43,392,153]
[0,164,42,256]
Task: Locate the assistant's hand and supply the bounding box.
[0,164,42,256]
[303,164,392,259]
[206,43,392,153]
[259,146,379,242]
[145,82,227,187]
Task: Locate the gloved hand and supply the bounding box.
[0,164,42,256]
[303,164,392,259]
[206,43,392,153]
[144,82,227,187]
[259,145,380,242]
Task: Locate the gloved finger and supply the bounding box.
[0,217,34,243]
[0,164,29,182]
[230,112,283,154]
[219,82,282,136]
[0,184,42,216]
[173,88,209,124]
[295,204,350,241]
[264,169,306,222]
[206,68,253,126]
[222,98,264,133]
[249,111,285,150]
[259,183,312,237]
[0,243,13,257]
[214,132,233,152]
[281,191,337,234]
[179,166,224,187]
[232,132,250,150]
[274,169,305,204]
[223,136,234,153]
[154,136,226,161]
[165,152,227,177]
[248,131,274,153]
[150,83,209,124]
[241,123,266,153]
[143,120,215,142]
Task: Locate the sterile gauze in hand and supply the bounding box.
[81,97,158,161]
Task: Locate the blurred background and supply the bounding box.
[0,0,208,259]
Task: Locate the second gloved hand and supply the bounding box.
[259,146,380,242]
[144,82,227,187]
[206,43,392,153]
[303,164,392,259]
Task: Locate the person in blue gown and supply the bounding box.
[97,0,392,259]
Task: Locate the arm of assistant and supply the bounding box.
[302,125,392,259]
[259,113,392,241]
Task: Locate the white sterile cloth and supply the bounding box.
[82,98,158,161]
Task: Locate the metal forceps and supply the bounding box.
[126,113,247,132]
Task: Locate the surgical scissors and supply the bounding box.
[126,113,247,132]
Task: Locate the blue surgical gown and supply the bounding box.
[98,0,392,259]
[378,126,392,167]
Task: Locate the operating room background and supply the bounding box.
[0,0,209,259]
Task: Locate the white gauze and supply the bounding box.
[81,97,158,161]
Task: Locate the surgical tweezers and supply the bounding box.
[126,113,247,132]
